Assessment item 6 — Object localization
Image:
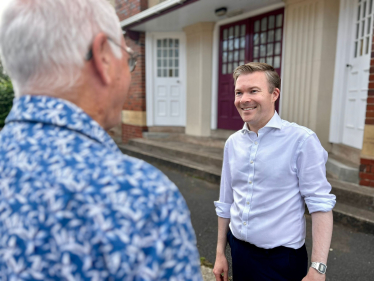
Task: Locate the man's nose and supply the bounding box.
[240,93,251,104]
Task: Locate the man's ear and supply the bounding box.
[91,33,112,85]
[272,88,280,103]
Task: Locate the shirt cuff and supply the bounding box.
[214,201,231,218]
[305,196,336,214]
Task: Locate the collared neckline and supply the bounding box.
[6,95,119,152]
[241,111,282,133]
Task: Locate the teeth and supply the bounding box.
[242,107,256,111]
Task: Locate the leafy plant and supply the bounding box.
[0,61,14,128]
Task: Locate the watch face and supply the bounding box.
[319,264,326,273]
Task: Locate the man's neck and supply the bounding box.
[246,111,275,135]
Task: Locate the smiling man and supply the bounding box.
[212,63,336,281]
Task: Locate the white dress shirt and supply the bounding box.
[214,112,336,249]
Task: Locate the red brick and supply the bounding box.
[367,165,372,173]
[360,179,371,187]
[368,97,374,104]
[361,158,374,165]
[366,118,374,125]
[360,172,374,180]
[367,105,374,111]
[368,90,374,96]
[366,111,374,118]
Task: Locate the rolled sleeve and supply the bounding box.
[214,144,233,218]
[296,134,336,214]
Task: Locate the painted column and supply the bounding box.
[282,0,340,150]
[183,22,215,137]
[359,29,374,188]
[115,0,148,143]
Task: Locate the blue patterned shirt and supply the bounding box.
[0,95,202,281]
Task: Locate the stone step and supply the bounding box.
[329,178,374,212]
[128,138,223,169]
[118,143,221,184]
[326,154,359,184]
[333,202,374,234]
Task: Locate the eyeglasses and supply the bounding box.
[85,37,138,73]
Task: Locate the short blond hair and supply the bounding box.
[233,62,281,93]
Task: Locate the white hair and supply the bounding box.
[0,0,122,97]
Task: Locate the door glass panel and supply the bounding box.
[234,50,239,61]
[223,29,228,40]
[223,40,228,51]
[362,20,365,36]
[235,25,240,37]
[223,52,227,63]
[274,56,280,68]
[276,14,283,27]
[268,30,274,42]
[175,59,179,67]
[175,69,179,77]
[175,49,179,57]
[261,32,267,44]
[354,41,358,57]
[222,64,227,74]
[266,57,273,66]
[157,40,161,47]
[229,27,234,38]
[240,37,246,48]
[228,51,233,62]
[163,69,167,77]
[253,46,259,58]
[275,28,282,41]
[157,69,161,77]
[240,50,245,60]
[370,0,373,14]
[358,5,361,21]
[241,24,246,36]
[235,38,239,49]
[169,39,173,48]
[367,17,371,34]
[364,1,367,17]
[253,33,259,45]
[229,40,234,50]
[169,69,173,77]
[157,60,161,67]
[157,38,180,79]
[267,43,274,56]
[261,18,267,31]
[175,39,179,47]
[260,57,266,63]
[269,16,275,29]
[169,59,173,67]
[228,63,233,73]
[275,42,281,55]
[254,20,260,32]
[260,45,266,57]
[157,50,162,57]
[163,59,167,67]
[366,36,370,54]
[360,38,364,56]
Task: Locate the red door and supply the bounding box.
[217,8,284,131]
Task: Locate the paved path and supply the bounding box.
[152,163,374,281]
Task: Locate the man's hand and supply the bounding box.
[212,253,229,281]
[302,268,326,281]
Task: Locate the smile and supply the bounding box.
[242,106,257,111]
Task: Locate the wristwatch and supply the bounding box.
[311,262,327,274]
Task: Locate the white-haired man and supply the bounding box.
[0,0,202,280]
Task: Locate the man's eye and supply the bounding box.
[251,90,258,93]
[235,92,242,96]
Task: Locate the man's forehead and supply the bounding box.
[235,72,266,88]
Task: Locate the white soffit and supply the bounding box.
[125,0,283,32]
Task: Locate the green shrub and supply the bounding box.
[0,76,14,128]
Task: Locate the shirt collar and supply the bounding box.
[6,95,119,151]
[241,111,282,133]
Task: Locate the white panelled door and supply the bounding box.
[153,34,185,126]
[343,0,373,149]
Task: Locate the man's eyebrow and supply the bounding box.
[235,86,260,91]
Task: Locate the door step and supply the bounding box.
[118,136,374,234]
[326,154,359,184]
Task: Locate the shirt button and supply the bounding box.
[249,181,252,184]
[250,160,254,164]
[246,202,250,205]
[255,142,258,145]
[243,222,247,225]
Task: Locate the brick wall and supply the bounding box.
[116,0,148,21]
[115,1,148,143]
[359,29,374,187]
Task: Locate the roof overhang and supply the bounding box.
[121,0,284,32]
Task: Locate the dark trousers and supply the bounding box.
[227,229,308,281]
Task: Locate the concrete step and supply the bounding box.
[118,143,221,184]
[128,138,223,169]
[329,178,374,212]
[333,202,374,234]
[117,138,374,234]
[326,154,359,184]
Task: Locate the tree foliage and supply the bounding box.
[0,60,14,127]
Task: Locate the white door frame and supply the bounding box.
[145,32,186,127]
[329,0,358,144]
